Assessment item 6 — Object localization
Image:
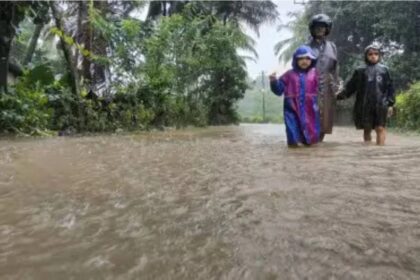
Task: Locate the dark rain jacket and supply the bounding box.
[338,62,395,129]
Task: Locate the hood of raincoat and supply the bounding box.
[292,45,317,71]
[364,44,382,65]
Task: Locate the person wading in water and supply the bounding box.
[337,44,395,145]
[269,45,321,148]
[307,14,340,142]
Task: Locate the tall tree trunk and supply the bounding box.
[0,2,16,94]
[147,1,167,19]
[75,0,83,76]
[91,1,110,97]
[79,1,92,84]
[23,23,43,66]
[415,2,420,51]
[0,24,12,94]
[50,2,81,96]
[50,1,84,129]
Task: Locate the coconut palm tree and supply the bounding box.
[211,1,278,35]
[274,10,309,63]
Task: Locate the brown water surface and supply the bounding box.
[1,124,420,279]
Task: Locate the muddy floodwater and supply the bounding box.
[1,124,420,279]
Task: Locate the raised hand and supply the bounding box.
[387,107,394,118]
[269,72,277,82]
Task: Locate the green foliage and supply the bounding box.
[125,12,251,126]
[46,86,78,132]
[3,1,280,135]
[395,82,420,131]
[275,10,309,64]
[0,73,51,135]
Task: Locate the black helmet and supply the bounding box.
[309,14,333,36]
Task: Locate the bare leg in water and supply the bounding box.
[364,128,372,143]
[375,126,386,145]
[364,127,386,145]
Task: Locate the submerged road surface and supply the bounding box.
[1,124,420,279]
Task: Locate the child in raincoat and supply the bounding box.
[337,44,395,145]
[269,45,320,147]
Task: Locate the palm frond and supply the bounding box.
[273,37,293,55]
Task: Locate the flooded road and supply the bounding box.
[1,124,420,279]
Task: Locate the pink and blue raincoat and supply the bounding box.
[270,45,321,145]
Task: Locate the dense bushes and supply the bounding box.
[0,71,51,135]
[0,11,251,135]
[395,82,420,131]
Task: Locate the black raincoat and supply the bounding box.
[338,60,395,129]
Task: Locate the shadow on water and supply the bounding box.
[1,124,420,279]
